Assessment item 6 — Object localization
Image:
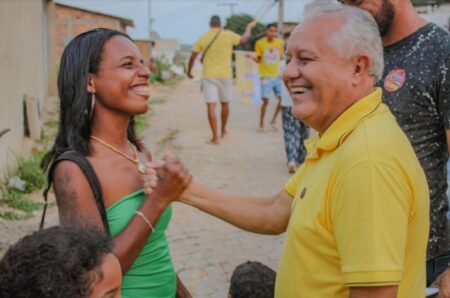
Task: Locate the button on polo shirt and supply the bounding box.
[275,88,429,298]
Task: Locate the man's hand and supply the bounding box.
[433,268,450,297]
[144,152,192,204]
[187,52,199,80]
[247,20,257,31]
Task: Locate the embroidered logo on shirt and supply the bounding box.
[384,69,406,92]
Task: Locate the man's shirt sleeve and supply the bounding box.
[229,30,241,46]
[192,37,203,53]
[331,160,411,287]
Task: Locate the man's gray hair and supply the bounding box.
[304,3,384,81]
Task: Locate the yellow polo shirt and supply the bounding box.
[276,88,429,298]
[255,37,284,78]
[193,28,241,79]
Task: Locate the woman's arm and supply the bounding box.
[53,155,191,273]
[175,275,192,298]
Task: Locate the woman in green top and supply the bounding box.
[42,28,192,298]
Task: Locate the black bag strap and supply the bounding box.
[40,151,110,234]
[200,30,221,63]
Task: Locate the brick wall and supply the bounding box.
[49,4,127,95]
[135,40,153,68]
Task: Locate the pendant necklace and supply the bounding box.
[90,136,146,174]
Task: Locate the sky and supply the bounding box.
[56,0,309,45]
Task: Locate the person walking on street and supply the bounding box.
[253,24,284,132]
[187,15,256,145]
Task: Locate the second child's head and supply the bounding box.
[228,261,276,298]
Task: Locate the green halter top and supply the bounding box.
[106,189,176,298]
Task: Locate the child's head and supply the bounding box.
[0,226,122,298]
[228,261,276,298]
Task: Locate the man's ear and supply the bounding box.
[87,74,96,94]
[351,55,371,85]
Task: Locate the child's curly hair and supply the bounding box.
[0,226,113,298]
[229,260,276,298]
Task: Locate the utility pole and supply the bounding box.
[148,0,153,64]
[277,0,284,37]
[218,2,237,17]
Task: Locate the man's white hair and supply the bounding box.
[303,2,384,81]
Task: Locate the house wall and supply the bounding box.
[135,39,152,68]
[48,4,126,95]
[0,0,47,175]
[152,39,180,63]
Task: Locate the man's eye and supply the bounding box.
[299,57,312,62]
[122,62,134,68]
[340,0,363,5]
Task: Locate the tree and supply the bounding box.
[224,14,266,51]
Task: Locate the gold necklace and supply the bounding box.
[90,136,146,174]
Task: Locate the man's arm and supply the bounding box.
[432,268,450,298]
[239,20,256,44]
[187,52,199,79]
[245,52,260,63]
[349,286,398,298]
[180,182,292,235]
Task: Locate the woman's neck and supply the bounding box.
[90,112,130,147]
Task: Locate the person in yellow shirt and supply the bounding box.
[254,24,284,132]
[146,4,429,298]
[187,15,255,145]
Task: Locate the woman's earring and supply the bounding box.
[89,93,96,119]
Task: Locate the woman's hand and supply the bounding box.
[143,161,160,196]
[144,152,192,205]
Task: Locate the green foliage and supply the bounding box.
[5,192,43,213]
[0,151,46,220]
[16,152,46,193]
[150,96,166,105]
[154,57,172,83]
[224,14,266,51]
[45,120,59,128]
[0,211,28,221]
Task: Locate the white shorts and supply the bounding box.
[202,78,232,103]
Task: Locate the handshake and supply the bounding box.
[142,152,192,205]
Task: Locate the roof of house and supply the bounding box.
[55,2,134,28]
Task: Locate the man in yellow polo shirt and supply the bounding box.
[147,4,429,298]
[187,16,255,145]
[254,24,284,132]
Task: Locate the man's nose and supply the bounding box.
[282,60,299,81]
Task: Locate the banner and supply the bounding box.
[234,50,261,105]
